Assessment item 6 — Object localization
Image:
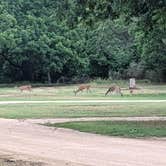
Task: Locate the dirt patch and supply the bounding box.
[0,156,43,166]
[0,118,166,166]
[26,117,166,124]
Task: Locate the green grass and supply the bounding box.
[0,83,165,119]
[48,120,166,138]
[0,93,165,101]
[0,103,166,119]
[0,83,165,101]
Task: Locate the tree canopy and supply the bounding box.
[0,0,165,83]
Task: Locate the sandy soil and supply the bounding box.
[0,118,166,166]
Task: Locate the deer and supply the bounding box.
[105,85,123,96]
[74,85,91,96]
[18,85,32,92]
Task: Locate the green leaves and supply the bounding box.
[0,0,165,82]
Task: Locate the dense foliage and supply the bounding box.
[0,0,165,83]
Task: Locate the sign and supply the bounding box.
[129,78,136,89]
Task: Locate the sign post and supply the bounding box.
[129,78,136,89]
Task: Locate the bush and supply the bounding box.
[127,62,145,79]
[91,78,112,85]
[109,71,123,80]
[145,70,165,82]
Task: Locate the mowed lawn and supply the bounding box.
[0,83,166,101]
[48,120,166,138]
[0,102,166,119]
[0,83,165,119]
[0,83,166,138]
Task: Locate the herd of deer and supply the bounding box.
[17,84,131,96]
[73,85,125,96]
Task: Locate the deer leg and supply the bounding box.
[74,91,77,96]
[118,89,123,96]
[74,90,78,96]
[105,88,111,96]
[87,88,91,93]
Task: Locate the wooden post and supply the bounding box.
[47,71,52,85]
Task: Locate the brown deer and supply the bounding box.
[18,85,32,92]
[74,85,91,96]
[105,85,123,96]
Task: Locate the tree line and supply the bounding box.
[0,0,165,83]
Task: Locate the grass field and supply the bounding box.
[0,83,165,101]
[48,120,166,138]
[0,102,166,119]
[0,81,166,145]
[0,82,165,119]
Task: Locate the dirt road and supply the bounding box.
[0,118,166,166]
[0,100,166,105]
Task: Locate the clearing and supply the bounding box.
[0,82,166,165]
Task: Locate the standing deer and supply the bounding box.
[18,85,32,92]
[74,85,91,96]
[105,85,123,96]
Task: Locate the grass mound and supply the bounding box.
[47,120,166,138]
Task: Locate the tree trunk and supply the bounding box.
[47,71,52,84]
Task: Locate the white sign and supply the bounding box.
[129,78,136,89]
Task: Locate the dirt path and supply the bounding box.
[26,116,166,124]
[0,118,166,166]
[0,100,166,105]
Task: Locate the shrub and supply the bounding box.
[127,62,145,79]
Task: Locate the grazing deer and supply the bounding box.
[74,85,91,96]
[105,85,123,96]
[18,85,32,92]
